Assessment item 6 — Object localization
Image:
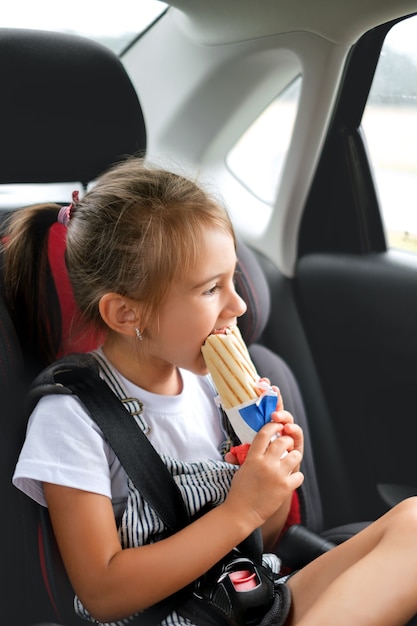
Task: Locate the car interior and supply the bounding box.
[1,0,417,624]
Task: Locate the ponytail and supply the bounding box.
[3,203,62,370]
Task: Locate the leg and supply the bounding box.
[286,497,417,626]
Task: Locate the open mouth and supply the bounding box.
[211,325,235,336]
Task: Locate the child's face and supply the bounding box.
[147,227,247,375]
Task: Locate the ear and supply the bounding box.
[99,293,140,337]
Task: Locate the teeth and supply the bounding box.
[201,326,258,409]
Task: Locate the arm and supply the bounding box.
[44,484,256,623]
[44,421,303,623]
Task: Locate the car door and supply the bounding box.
[273,14,417,527]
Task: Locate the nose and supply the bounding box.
[237,293,247,318]
[230,289,247,319]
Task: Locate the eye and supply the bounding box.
[204,284,220,296]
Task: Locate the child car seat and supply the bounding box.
[19,235,370,626]
[0,25,369,626]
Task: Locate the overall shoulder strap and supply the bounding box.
[28,353,190,532]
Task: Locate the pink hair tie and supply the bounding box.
[57,190,80,226]
[57,204,71,226]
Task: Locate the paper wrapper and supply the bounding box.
[201,326,278,444]
[216,382,279,444]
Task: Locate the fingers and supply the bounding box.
[255,377,275,398]
[250,421,298,457]
[271,409,293,425]
[271,385,284,411]
[249,421,284,454]
[282,423,304,456]
[285,466,304,491]
[279,445,303,473]
[248,426,304,488]
[267,436,303,472]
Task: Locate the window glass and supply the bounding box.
[2,0,167,55]
[226,76,302,207]
[362,15,417,252]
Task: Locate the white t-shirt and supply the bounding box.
[13,351,227,521]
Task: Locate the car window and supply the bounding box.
[2,0,167,55]
[226,76,302,207]
[362,14,417,253]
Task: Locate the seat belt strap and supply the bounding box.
[29,353,192,625]
[28,353,190,533]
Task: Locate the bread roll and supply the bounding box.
[201,326,259,409]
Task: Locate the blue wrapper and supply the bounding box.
[218,387,279,444]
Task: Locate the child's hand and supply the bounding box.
[225,420,304,527]
[268,381,304,461]
[270,401,304,463]
[225,382,304,465]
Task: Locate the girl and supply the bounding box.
[7,157,417,626]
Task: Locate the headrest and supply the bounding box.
[0,28,146,184]
[235,239,270,346]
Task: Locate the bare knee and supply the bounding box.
[386,496,417,529]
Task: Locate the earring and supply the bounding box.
[135,327,143,341]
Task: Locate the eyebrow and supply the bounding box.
[192,261,238,290]
[192,273,224,290]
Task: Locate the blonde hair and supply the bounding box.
[66,158,234,331]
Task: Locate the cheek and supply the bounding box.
[173,304,209,334]
[175,323,205,350]
[169,317,208,359]
[160,318,197,349]
[157,299,213,348]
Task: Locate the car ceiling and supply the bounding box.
[167,0,417,46]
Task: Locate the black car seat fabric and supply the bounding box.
[0,28,146,185]
[0,248,64,624]
[0,273,35,624]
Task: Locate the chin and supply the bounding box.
[189,357,209,377]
